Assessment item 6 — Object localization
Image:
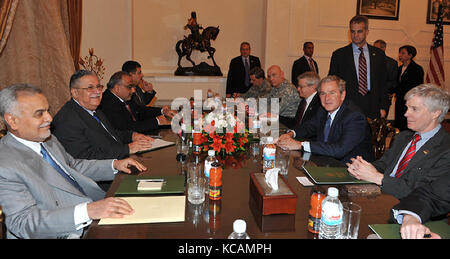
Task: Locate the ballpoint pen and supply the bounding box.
[136,179,165,182]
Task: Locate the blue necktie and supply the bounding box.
[323,115,332,142]
[40,144,86,195]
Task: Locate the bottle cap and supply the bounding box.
[233,219,246,233]
[208,150,215,157]
[327,187,339,197]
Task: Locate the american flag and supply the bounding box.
[426,4,445,88]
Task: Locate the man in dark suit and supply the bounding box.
[391,173,449,239]
[52,70,153,160]
[99,71,172,135]
[283,71,321,129]
[0,84,145,238]
[277,75,374,164]
[122,60,156,107]
[291,42,319,87]
[329,15,389,119]
[226,42,261,97]
[347,84,450,199]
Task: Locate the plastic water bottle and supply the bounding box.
[262,137,276,173]
[319,187,343,239]
[228,219,250,239]
[204,149,217,178]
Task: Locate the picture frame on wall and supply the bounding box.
[356,0,400,20]
[427,0,450,25]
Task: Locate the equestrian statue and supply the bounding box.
[175,12,223,76]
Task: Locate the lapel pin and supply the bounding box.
[423,150,429,155]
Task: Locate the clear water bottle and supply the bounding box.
[204,149,217,178]
[262,137,276,173]
[319,187,343,239]
[228,219,250,239]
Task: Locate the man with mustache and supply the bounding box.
[52,70,153,161]
[347,84,450,199]
[0,84,145,238]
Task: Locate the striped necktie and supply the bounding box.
[358,47,368,96]
[308,57,317,74]
[40,144,86,195]
[394,134,421,178]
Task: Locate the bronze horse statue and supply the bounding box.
[176,26,220,68]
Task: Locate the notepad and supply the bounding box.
[302,165,370,184]
[137,139,175,153]
[137,181,163,191]
[98,196,186,225]
[369,220,450,239]
[114,175,185,196]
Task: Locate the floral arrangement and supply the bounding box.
[197,111,251,156]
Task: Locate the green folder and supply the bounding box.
[114,175,185,196]
[302,165,370,184]
[369,220,450,239]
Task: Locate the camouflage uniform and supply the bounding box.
[265,79,300,118]
[241,79,272,99]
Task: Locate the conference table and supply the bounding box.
[84,129,399,239]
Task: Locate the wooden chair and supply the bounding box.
[367,117,399,160]
[0,205,5,239]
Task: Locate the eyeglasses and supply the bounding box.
[75,85,104,92]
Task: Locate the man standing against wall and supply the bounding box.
[329,15,389,119]
[291,42,319,87]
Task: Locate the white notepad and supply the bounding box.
[98,196,186,225]
[137,181,163,191]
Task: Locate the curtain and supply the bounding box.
[0,0,75,113]
[67,0,82,70]
[0,0,18,55]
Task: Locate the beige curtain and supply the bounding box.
[0,0,18,55]
[0,0,75,113]
[67,0,82,70]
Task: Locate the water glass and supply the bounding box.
[187,178,206,205]
[275,150,289,175]
[340,202,362,239]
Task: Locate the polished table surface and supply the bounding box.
[84,130,399,239]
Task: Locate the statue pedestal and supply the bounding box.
[174,62,223,76]
[144,73,226,106]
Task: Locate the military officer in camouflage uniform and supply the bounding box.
[265,65,301,124]
[238,67,272,99]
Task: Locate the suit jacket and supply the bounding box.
[395,60,424,131]
[391,173,450,223]
[226,55,261,95]
[283,93,321,129]
[0,134,114,239]
[329,43,389,119]
[293,100,374,163]
[98,89,160,134]
[291,56,319,86]
[373,127,450,199]
[52,99,132,160]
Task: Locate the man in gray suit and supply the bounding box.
[0,84,146,239]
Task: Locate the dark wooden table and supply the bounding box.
[84,130,399,239]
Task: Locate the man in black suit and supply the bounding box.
[283,71,321,129]
[52,70,153,160]
[329,15,389,119]
[277,75,374,164]
[347,84,450,199]
[122,60,156,107]
[291,42,319,87]
[99,71,172,135]
[391,173,449,239]
[226,42,261,97]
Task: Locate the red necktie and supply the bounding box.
[295,98,307,126]
[394,134,421,178]
[125,104,137,121]
[358,47,368,96]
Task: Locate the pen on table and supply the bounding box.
[423,234,432,238]
[149,135,162,139]
[136,179,165,182]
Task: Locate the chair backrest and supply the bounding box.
[367,117,399,160]
[0,205,5,239]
